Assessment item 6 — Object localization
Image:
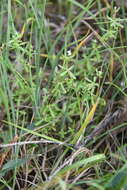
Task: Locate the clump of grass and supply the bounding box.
[0,0,127,189]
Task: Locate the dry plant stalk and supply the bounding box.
[84,97,127,145]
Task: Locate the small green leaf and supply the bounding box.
[0,158,28,179]
[2,158,28,171]
[105,166,127,190]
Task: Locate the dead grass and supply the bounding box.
[0,0,127,189]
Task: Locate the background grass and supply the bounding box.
[0,0,127,189]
